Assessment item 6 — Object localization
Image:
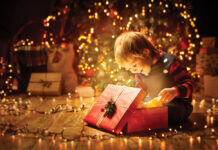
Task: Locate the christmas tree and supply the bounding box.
[76,0,201,89]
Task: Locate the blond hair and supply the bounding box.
[114,31,158,66]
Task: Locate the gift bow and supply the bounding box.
[40,79,52,88]
[96,86,126,128]
[104,98,116,118]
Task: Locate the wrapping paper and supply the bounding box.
[84,84,146,134]
[27,73,62,95]
[204,75,218,97]
[127,106,168,133]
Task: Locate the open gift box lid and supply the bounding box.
[84,84,146,134]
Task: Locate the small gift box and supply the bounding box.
[75,86,95,97]
[196,52,218,75]
[126,106,168,133]
[27,73,62,95]
[84,84,146,134]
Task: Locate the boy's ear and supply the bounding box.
[142,49,150,57]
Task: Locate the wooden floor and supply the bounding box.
[0,93,217,150]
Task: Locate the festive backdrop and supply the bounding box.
[1,0,202,95]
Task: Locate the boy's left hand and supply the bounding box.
[158,87,178,103]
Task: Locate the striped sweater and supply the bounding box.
[135,50,194,103]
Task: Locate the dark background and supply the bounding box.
[0,0,217,57]
[191,0,218,37]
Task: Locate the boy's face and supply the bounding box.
[124,55,153,75]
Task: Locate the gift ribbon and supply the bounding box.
[30,74,53,95]
[96,86,126,128]
[40,79,52,88]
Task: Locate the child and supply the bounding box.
[114,31,193,125]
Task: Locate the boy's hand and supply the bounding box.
[158,87,178,103]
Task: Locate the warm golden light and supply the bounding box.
[161,141,166,150]
[189,137,193,148]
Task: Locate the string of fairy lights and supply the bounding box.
[0,94,217,146]
[76,0,201,89]
[0,57,17,98]
[13,2,70,49]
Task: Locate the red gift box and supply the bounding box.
[84,84,146,134]
[126,106,168,133]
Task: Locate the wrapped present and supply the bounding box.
[204,75,218,97]
[84,84,146,134]
[202,37,218,48]
[126,106,168,133]
[27,73,62,95]
[75,86,95,97]
[199,48,218,54]
[196,52,218,75]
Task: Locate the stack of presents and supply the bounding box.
[196,37,218,97]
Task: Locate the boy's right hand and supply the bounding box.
[158,87,178,103]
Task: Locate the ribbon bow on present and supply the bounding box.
[96,86,125,127]
[40,79,52,88]
[104,98,117,118]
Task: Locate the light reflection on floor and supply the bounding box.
[0,94,217,150]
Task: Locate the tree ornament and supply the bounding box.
[81,81,89,86]
[180,39,188,50]
[109,9,117,18]
[98,55,104,63]
[88,57,93,62]
[86,69,94,77]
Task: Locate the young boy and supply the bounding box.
[114,31,193,125]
